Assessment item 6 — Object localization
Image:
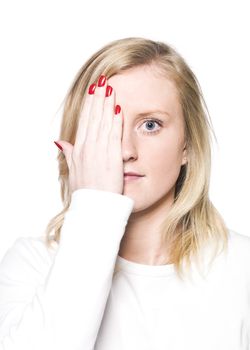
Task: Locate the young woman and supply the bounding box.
[0,37,249,350]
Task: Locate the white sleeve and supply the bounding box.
[0,188,134,350]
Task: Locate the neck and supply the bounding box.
[118,190,175,265]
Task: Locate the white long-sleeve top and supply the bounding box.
[0,188,250,350]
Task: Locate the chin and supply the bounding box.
[124,188,176,216]
[123,194,155,214]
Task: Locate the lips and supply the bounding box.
[124,172,144,177]
[123,172,145,182]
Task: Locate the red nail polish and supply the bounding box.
[98,75,106,87]
[106,85,113,97]
[115,105,121,115]
[54,141,63,151]
[88,83,96,94]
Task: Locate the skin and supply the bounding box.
[108,65,187,265]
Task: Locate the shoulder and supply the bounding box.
[0,236,58,285]
[226,229,250,277]
[228,229,250,255]
[0,237,58,340]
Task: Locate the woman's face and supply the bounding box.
[108,65,187,213]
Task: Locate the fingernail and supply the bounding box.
[54,141,63,151]
[98,75,106,87]
[115,105,121,115]
[88,83,96,95]
[105,85,113,97]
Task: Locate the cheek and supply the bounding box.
[145,140,183,178]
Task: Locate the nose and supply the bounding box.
[121,123,138,162]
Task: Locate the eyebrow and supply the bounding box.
[136,110,171,118]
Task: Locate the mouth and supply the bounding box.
[124,172,144,176]
[123,174,145,181]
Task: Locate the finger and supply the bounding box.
[74,84,96,152]
[86,75,108,143]
[111,104,123,146]
[99,85,115,140]
[55,140,74,170]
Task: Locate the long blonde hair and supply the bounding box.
[44,37,229,281]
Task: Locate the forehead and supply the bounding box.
[108,65,181,118]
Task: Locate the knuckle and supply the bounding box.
[94,87,104,98]
[101,119,112,133]
[111,130,120,142]
[85,133,99,146]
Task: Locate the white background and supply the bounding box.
[0,0,249,260]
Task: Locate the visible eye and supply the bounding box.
[140,119,163,135]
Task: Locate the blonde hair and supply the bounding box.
[44,37,229,282]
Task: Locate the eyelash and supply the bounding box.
[140,119,163,135]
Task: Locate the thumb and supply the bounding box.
[54,140,74,169]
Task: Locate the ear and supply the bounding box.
[181,142,188,165]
